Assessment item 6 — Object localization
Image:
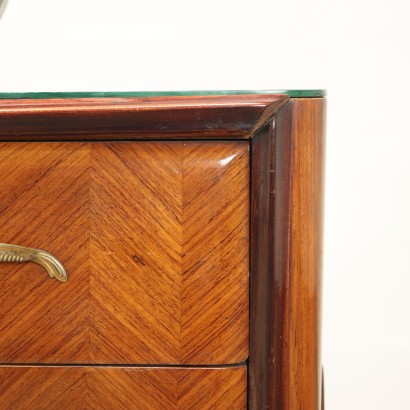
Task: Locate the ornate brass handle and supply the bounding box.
[0,243,67,282]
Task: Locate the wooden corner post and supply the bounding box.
[250,98,326,409]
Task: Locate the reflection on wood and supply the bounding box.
[0,141,249,365]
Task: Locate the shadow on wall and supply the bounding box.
[0,0,8,19]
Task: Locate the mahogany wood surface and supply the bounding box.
[0,365,247,409]
[248,124,274,408]
[0,94,288,140]
[0,141,249,365]
[0,94,326,408]
[286,99,325,410]
[249,98,325,409]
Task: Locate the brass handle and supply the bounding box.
[0,243,67,282]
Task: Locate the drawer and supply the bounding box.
[0,141,249,365]
[0,365,247,409]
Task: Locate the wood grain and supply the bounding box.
[248,124,274,409]
[0,94,326,407]
[0,94,288,140]
[0,143,90,363]
[0,141,249,365]
[0,365,247,409]
[287,99,325,410]
[249,98,325,409]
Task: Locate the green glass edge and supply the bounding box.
[0,89,325,100]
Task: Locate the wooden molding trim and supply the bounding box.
[0,94,288,140]
[249,98,325,409]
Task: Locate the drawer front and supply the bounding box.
[0,365,247,409]
[0,141,249,365]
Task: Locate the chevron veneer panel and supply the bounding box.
[0,365,247,409]
[0,141,249,364]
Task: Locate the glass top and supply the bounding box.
[0,90,325,99]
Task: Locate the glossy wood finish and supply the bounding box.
[0,141,249,365]
[249,98,325,409]
[0,94,326,408]
[287,99,325,410]
[0,143,90,363]
[0,94,288,140]
[0,365,247,409]
[249,124,274,408]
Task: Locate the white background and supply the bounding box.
[1,1,410,408]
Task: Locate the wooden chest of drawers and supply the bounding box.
[0,91,325,409]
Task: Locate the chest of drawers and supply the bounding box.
[0,91,325,409]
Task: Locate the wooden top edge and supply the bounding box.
[0,94,289,140]
[0,94,287,110]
